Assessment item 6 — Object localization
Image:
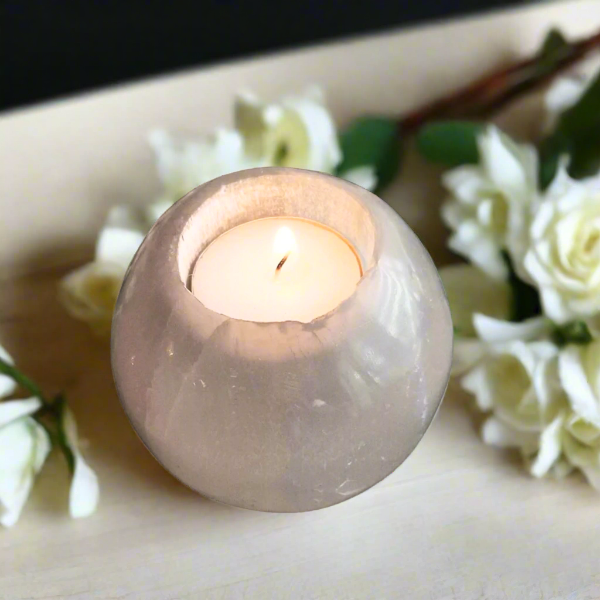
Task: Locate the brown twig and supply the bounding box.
[399,29,600,133]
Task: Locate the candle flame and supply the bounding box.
[273,226,296,256]
[273,226,296,273]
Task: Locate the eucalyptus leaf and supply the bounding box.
[335,117,401,193]
[416,121,483,167]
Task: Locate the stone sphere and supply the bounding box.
[112,168,452,512]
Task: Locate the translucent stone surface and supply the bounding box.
[112,168,453,512]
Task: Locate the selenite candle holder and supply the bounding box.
[111,167,453,512]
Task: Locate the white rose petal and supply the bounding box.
[0,344,17,399]
[530,413,565,478]
[472,314,550,344]
[62,408,99,519]
[482,416,538,452]
[0,398,42,428]
[563,432,600,490]
[439,264,513,374]
[0,417,51,528]
[61,200,156,335]
[545,76,586,115]
[463,339,568,478]
[60,262,126,335]
[452,338,487,376]
[95,227,145,270]
[341,166,378,191]
[148,128,262,204]
[564,412,600,446]
[462,341,565,432]
[69,454,100,519]
[551,459,574,479]
[234,91,270,158]
[580,465,600,490]
[95,205,148,269]
[543,75,588,133]
[559,342,600,427]
[444,217,508,280]
[524,167,600,323]
[441,126,538,280]
[144,200,173,226]
[439,264,511,337]
[104,205,146,231]
[462,363,495,411]
[236,87,341,173]
[480,126,529,192]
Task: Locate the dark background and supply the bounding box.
[2,0,525,112]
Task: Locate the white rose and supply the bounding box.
[439,264,550,374]
[149,128,263,204]
[60,206,147,335]
[562,412,600,490]
[559,340,600,427]
[462,340,567,477]
[0,344,99,520]
[0,398,50,527]
[0,345,51,528]
[524,167,600,323]
[60,262,126,335]
[441,126,538,280]
[235,86,341,174]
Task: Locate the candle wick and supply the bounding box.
[276,253,291,272]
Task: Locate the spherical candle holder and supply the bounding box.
[111,167,452,512]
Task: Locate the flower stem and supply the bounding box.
[0,356,75,472]
[399,28,600,133]
[53,394,76,473]
[0,356,47,402]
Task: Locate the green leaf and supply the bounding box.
[537,29,569,70]
[335,117,401,193]
[539,68,600,188]
[539,29,568,54]
[552,321,593,346]
[557,69,600,137]
[568,133,600,179]
[416,121,483,167]
[538,133,569,190]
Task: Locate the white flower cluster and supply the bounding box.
[0,344,98,527]
[61,87,376,334]
[442,76,600,489]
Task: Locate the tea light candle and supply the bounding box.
[112,167,453,513]
[191,217,362,323]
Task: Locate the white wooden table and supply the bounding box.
[1,2,600,598]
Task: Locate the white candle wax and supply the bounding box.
[191,217,362,323]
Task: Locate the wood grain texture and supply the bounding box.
[1,2,600,598]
